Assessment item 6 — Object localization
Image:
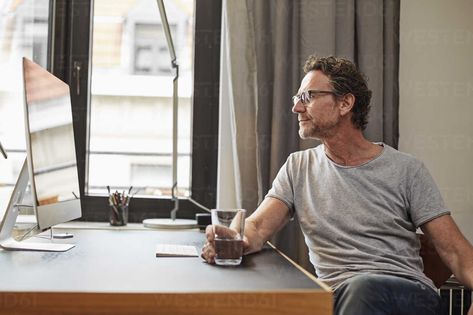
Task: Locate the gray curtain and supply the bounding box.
[221,0,400,273]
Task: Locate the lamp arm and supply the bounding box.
[156,0,179,220]
[0,140,7,159]
[170,66,179,221]
[156,0,177,62]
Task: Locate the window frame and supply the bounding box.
[51,0,221,222]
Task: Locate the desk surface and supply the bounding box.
[0,224,332,315]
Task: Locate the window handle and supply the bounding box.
[73,61,82,95]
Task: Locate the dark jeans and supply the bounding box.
[333,274,441,315]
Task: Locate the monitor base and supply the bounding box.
[143,218,197,229]
[0,237,75,252]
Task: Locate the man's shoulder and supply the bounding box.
[287,144,323,161]
[382,144,424,169]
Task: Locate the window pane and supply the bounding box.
[88,0,194,198]
[0,1,50,216]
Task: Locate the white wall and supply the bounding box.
[399,0,473,241]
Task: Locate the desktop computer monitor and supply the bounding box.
[0,57,81,251]
[22,57,81,230]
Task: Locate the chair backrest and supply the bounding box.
[418,233,452,288]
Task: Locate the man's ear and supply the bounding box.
[339,93,355,116]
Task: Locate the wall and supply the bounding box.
[399,0,473,241]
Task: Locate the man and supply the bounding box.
[201,55,473,315]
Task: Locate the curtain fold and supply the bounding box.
[220,0,259,211]
[220,0,400,272]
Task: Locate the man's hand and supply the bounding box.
[201,197,291,264]
[200,225,216,263]
[468,304,473,315]
[200,224,249,264]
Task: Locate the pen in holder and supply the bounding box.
[108,186,131,226]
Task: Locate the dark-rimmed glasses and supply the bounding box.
[292,90,338,106]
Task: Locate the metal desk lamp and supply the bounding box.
[0,140,7,159]
[142,0,209,229]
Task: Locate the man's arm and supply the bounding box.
[201,197,290,264]
[421,214,473,288]
[243,197,291,254]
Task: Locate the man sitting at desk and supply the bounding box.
[201,55,473,315]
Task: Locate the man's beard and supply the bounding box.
[298,126,318,139]
[298,119,339,140]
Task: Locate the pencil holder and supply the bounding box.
[109,204,129,226]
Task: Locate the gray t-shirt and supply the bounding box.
[266,144,450,292]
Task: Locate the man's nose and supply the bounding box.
[292,100,305,114]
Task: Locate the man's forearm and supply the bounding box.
[456,267,473,290]
[243,218,267,254]
[439,225,473,289]
[242,197,291,255]
[450,244,473,290]
[422,215,473,290]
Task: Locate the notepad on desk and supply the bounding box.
[155,244,199,257]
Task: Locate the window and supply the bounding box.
[53,0,221,221]
[88,0,194,198]
[0,0,50,215]
[134,23,178,75]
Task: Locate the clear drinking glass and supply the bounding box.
[210,209,246,266]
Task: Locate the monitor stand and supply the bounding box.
[0,238,75,252]
[0,159,75,252]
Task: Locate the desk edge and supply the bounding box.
[266,241,332,292]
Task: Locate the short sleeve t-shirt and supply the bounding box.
[266,144,450,292]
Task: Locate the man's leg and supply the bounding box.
[333,274,441,315]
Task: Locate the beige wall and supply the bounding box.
[399,0,473,241]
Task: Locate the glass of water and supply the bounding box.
[210,209,246,266]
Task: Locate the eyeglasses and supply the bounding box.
[292,90,338,106]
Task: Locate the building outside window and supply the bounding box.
[88,0,194,198]
[0,0,49,216]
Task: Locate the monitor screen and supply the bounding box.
[22,57,81,230]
